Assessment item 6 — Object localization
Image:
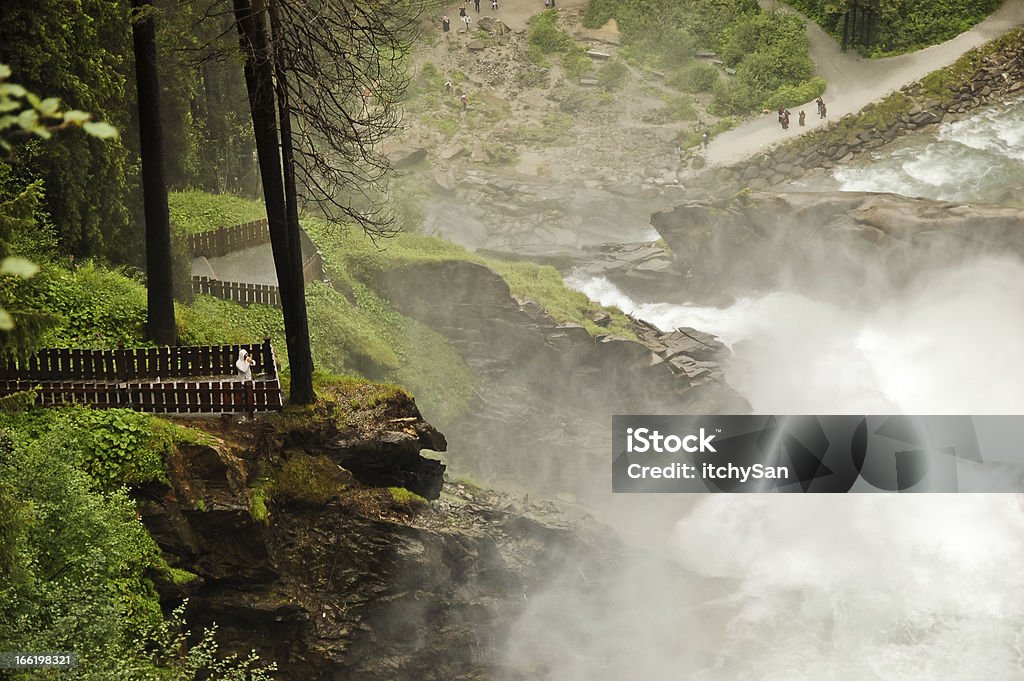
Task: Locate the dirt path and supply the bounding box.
[439,0,587,33]
[705,0,1024,166]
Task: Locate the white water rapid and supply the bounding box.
[499,102,1024,681]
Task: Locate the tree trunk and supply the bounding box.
[233,0,316,404]
[131,0,177,346]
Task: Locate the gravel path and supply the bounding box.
[704,0,1024,166]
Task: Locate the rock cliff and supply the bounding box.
[139,387,628,680]
[369,259,748,496]
[651,190,1024,297]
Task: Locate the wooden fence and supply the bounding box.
[191,277,281,308]
[186,219,270,258]
[0,341,284,414]
[0,340,277,382]
[186,219,327,308]
[1,378,284,414]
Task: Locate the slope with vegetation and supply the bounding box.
[582,0,825,113]
[782,0,1004,56]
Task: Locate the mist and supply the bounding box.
[493,254,1024,680]
[493,109,1024,678]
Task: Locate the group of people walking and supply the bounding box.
[776,96,827,131]
[442,0,499,33]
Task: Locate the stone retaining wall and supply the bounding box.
[690,29,1024,195]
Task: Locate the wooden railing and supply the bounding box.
[0,340,277,381]
[1,378,284,414]
[0,341,284,414]
[191,277,282,308]
[186,220,327,308]
[186,219,271,258]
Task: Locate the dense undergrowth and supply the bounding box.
[781,0,1003,56]
[0,186,637,676]
[581,0,823,114]
[0,407,275,680]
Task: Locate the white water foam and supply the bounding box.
[551,260,1024,681]
[832,101,1024,205]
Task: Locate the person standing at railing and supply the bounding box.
[236,349,255,381]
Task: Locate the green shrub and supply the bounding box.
[0,425,164,674]
[528,10,577,54]
[668,61,720,93]
[597,59,630,90]
[563,48,593,81]
[712,11,816,113]
[582,0,618,28]
[781,0,1002,56]
[762,76,827,110]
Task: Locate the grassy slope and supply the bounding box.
[7,190,637,420]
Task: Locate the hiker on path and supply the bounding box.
[474,0,480,11]
[798,110,806,126]
[781,108,791,130]
[816,96,827,119]
[702,131,710,149]
[445,79,453,94]
[463,14,471,31]
[461,93,468,110]
[491,0,498,9]
[459,5,466,18]
[442,16,450,33]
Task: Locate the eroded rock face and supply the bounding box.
[139,412,631,681]
[369,259,747,497]
[651,191,1024,297]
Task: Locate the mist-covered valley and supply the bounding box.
[5,0,1024,678]
[396,34,1024,679]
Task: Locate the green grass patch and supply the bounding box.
[387,486,428,512]
[169,189,267,234]
[273,452,352,506]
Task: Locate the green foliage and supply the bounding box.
[781,0,1003,56]
[168,190,267,234]
[579,0,816,114]
[668,62,720,93]
[597,59,630,91]
[582,0,759,66]
[0,427,165,677]
[0,64,118,154]
[150,602,278,680]
[528,10,591,81]
[387,486,428,512]
[0,1,134,260]
[0,406,193,492]
[762,76,827,110]
[528,10,578,54]
[712,11,817,114]
[68,409,173,491]
[8,261,150,348]
[166,567,199,586]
